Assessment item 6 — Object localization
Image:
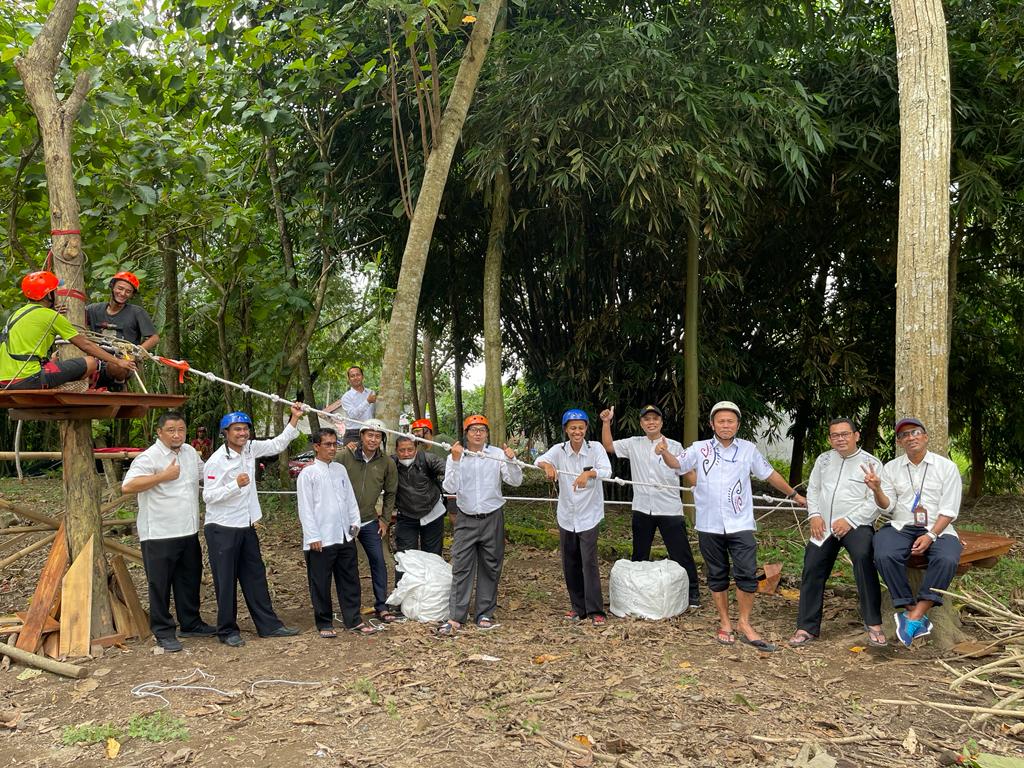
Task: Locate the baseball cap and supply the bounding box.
[894,417,926,435]
[638,405,663,419]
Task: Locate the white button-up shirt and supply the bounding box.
[123,441,204,541]
[669,437,773,533]
[612,436,684,516]
[879,450,961,538]
[340,387,375,431]
[443,444,523,515]
[536,440,612,533]
[202,424,300,528]
[807,448,882,531]
[296,458,361,550]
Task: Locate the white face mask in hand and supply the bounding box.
[399,458,415,467]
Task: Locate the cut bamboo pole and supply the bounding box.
[0,533,57,570]
[0,641,88,679]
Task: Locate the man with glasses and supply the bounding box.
[862,418,963,647]
[789,418,885,648]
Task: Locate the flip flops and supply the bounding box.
[865,625,888,647]
[476,616,500,631]
[435,621,459,637]
[740,635,778,652]
[715,629,736,646]
[787,630,816,647]
[318,628,338,639]
[349,622,380,636]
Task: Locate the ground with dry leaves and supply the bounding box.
[1,479,1024,768]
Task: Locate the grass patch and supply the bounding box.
[61,722,121,746]
[126,711,188,742]
[958,556,1024,605]
[353,677,381,705]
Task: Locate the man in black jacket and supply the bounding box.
[391,435,447,582]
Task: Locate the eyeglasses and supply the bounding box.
[319,441,338,448]
[828,431,854,440]
[466,426,488,433]
[897,428,925,439]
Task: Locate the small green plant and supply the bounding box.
[677,674,699,688]
[126,711,189,742]
[353,677,381,705]
[521,718,542,735]
[385,699,399,720]
[61,722,121,745]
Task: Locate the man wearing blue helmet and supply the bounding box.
[202,402,305,646]
[537,409,612,626]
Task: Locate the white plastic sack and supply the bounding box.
[385,550,452,622]
[608,558,689,619]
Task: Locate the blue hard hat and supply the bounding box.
[219,411,253,431]
[561,409,589,427]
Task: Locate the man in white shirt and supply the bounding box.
[325,365,376,448]
[660,401,805,652]
[297,427,378,637]
[122,411,214,652]
[437,414,523,636]
[600,404,701,608]
[537,409,612,626]
[789,418,885,648]
[202,403,304,646]
[862,417,963,647]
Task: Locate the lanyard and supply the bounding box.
[907,462,929,512]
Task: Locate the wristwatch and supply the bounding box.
[786,490,797,499]
[926,530,938,541]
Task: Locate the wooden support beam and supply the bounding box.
[60,535,95,658]
[110,554,150,641]
[102,537,143,564]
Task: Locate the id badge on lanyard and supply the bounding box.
[911,491,928,527]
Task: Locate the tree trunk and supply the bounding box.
[422,329,439,429]
[161,236,181,395]
[409,334,422,419]
[891,0,952,455]
[376,0,505,428]
[300,352,320,433]
[454,340,465,443]
[861,392,883,454]
[683,219,699,447]
[968,401,984,498]
[789,398,812,487]
[482,156,509,447]
[14,0,113,637]
[216,293,234,411]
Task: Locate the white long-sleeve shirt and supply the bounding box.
[611,435,684,516]
[202,424,300,528]
[340,387,375,431]
[668,437,773,534]
[806,448,882,531]
[443,444,523,515]
[879,451,962,538]
[536,440,612,532]
[296,459,361,550]
[123,441,204,541]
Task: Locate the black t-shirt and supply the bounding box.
[85,302,157,345]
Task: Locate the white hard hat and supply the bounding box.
[710,401,741,419]
[360,419,388,433]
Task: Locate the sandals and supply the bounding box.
[591,615,607,627]
[564,610,581,622]
[476,616,500,631]
[349,622,380,636]
[740,635,778,652]
[376,609,404,624]
[435,621,459,637]
[715,629,736,646]
[318,628,338,639]
[865,625,888,647]
[788,630,816,647]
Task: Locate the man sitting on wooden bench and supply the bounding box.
[862,417,963,648]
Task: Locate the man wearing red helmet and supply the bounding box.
[86,270,159,390]
[0,271,135,390]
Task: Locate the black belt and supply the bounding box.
[460,510,492,519]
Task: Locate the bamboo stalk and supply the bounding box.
[949,654,1024,690]
[101,536,143,564]
[0,526,51,535]
[875,699,1024,719]
[0,533,57,570]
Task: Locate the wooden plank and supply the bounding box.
[909,530,1015,570]
[14,612,59,634]
[91,633,125,649]
[110,554,150,641]
[9,407,121,421]
[108,590,136,639]
[59,536,95,658]
[41,632,60,660]
[15,523,68,654]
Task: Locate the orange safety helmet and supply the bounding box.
[109,270,140,291]
[463,414,489,430]
[411,418,434,432]
[21,271,61,301]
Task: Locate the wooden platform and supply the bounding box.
[908,530,1015,574]
[0,390,187,421]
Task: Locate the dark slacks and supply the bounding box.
[697,530,758,593]
[874,524,962,608]
[356,523,389,611]
[394,514,445,584]
[140,533,207,640]
[449,508,505,623]
[204,523,285,638]
[632,511,701,601]
[560,524,604,617]
[304,541,361,630]
[796,525,881,635]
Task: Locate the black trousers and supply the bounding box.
[697,530,758,593]
[204,524,284,638]
[140,533,207,640]
[394,514,445,584]
[874,524,962,608]
[560,524,604,617]
[631,512,701,601]
[304,541,362,630]
[795,525,881,636]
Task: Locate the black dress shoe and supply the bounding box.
[219,633,246,647]
[260,626,300,638]
[156,636,183,653]
[178,623,217,638]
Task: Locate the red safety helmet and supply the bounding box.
[21,271,61,301]
[109,270,140,291]
[411,418,434,432]
[463,414,489,430]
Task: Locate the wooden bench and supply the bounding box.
[882,530,1015,649]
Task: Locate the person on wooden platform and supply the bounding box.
[86,270,159,391]
[862,418,963,648]
[0,270,134,390]
[789,418,886,649]
[202,404,303,647]
[297,427,379,638]
[122,410,216,653]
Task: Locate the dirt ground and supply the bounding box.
[1,480,1024,768]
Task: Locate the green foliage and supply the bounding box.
[61,721,121,745]
[125,711,189,742]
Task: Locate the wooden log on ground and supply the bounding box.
[0,641,88,679]
[15,523,68,654]
[102,536,143,564]
[0,532,57,572]
[0,526,52,535]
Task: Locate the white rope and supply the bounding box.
[131,668,236,707]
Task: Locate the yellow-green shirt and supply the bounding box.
[0,304,78,381]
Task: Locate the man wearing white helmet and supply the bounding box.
[659,401,805,652]
[337,418,399,623]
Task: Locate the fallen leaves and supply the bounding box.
[16,668,41,680]
[532,654,560,665]
[848,646,866,653]
[105,737,121,759]
[466,653,500,663]
[902,727,918,754]
[0,709,22,729]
